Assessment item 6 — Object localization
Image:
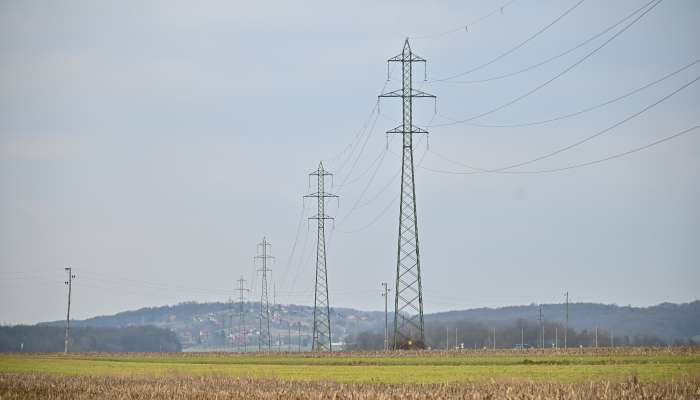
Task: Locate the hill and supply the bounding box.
[39,300,699,350]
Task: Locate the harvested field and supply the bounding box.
[0,374,699,399]
[0,348,699,398]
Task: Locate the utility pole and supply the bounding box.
[492,327,496,350]
[521,327,524,349]
[555,327,558,349]
[595,327,599,348]
[565,292,569,349]
[445,326,449,350]
[455,327,458,350]
[298,323,302,352]
[288,323,291,352]
[538,304,543,349]
[235,276,250,353]
[611,330,614,348]
[304,162,338,352]
[64,267,76,353]
[542,325,545,349]
[379,39,435,350]
[381,282,390,351]
[254,237,274,352]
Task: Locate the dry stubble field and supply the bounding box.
[1,347,699,399]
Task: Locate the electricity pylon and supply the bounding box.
[236,276,250,352]
[255,237,274,351]
[304,162,337,352]
[379,38,435,349]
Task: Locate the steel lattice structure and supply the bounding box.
[379,39,435,349]
[304,162,338,352]
[235,276,249,352]
[254,237,274,351]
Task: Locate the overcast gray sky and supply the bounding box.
[1,0,698,325]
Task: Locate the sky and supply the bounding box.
[1,0,698,325]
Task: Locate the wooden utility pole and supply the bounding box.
[64,267,76,353]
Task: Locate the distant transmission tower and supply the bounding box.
[379,38,435,349]
[255,237,274,351]
[64,267,76,353]
[236,276,250,352]
[304,162,338,352]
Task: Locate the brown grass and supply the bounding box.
[1,373,699,399]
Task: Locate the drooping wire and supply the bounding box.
[336,142,429,234]
[409,0,519,40]
[423,72,700,174]
[440,57,700,129]
[287,219,312,296]
[422,123,700,175]
[489,73,700,172]
[336,141,392,188]
[333,65,396,180]
[431,0,587,82]
[433,0,658,85]
[335,137,395,227]
[430,0,664,128]
[336,109,382,188]
[278,202,307,293]
[334,103,379,179]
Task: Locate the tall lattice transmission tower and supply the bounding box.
[235,276,250,352]
[254,237,274,351]
[379,38,435,349]
[304,162,338,351]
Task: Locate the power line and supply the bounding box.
[430,0,663,127]
[287,221,312,296]
[336,144,428,234]
[421,70,700,175]
[434,0,658,85]
[432,0,586,82]
[442,57,700,128]
[336,108,382,187]
[410,0,519,40]
[77,271,233,296]
[336,144,391,188]
[335,133,395,226]
[422,123,700,175]
[278,202,307,292]
[439,73,700,173]
[333,68,395,180]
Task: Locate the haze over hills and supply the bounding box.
[38,300,700,350]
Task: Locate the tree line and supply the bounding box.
[345,318,691,351]
[0,325,181,352]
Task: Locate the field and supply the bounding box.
[1,348,699,399]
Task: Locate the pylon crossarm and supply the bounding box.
[379,89,403,98]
